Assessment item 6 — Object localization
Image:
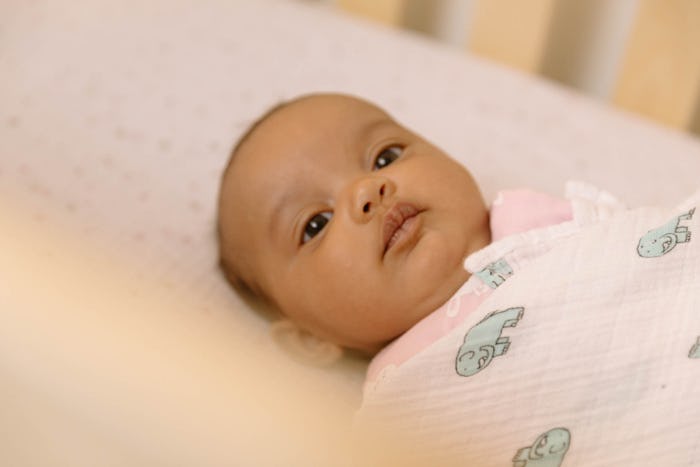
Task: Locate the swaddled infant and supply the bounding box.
[218,93,700,466]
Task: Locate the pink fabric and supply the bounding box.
[490,189,574,242]
[365,189,573,384]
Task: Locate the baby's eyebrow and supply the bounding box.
[361,116,396,138]
[268,188,301,247]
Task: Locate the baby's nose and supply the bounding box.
[351,176,395,223]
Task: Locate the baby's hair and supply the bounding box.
[217,93,329,301]
[216,100,290,310]
[223,100,290,177]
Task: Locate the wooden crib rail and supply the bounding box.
[613,0,700,132]
[337,0,700,135]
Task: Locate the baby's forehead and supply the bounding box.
[223,94,395,219]
[254,94,390,139]
[228,96,395,183]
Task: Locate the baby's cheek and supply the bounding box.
[402,232,466,299]
[412,230,461,272]
[306,253,368,301]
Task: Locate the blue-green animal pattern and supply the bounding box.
[456,307,524,377]
[475,258,514,289]
[689,337,700,359]
[512,428,570,467]
[637,207,695,258]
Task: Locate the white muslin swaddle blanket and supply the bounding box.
[355,182,700,466]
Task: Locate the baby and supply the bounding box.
[217,92,491,356]
[219,93,700,466]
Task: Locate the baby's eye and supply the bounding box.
[302,211,332,244]
[373,145,403,170]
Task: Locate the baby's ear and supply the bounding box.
[270,320,343,366]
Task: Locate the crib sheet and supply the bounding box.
[1,0,700,465]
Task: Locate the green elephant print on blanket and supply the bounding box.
[475,258,514,289]
[512,428,570,467]
[637,207,695,257]
[455,307,524,377]
[689,337,700,359]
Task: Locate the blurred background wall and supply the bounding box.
[312,0,700,136]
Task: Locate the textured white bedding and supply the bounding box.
[1,0,699,464]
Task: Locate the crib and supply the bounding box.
[337,0,700,135]
[2,0,699,465]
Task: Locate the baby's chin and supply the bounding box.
[374,264,469,341]
[400,234,470,302]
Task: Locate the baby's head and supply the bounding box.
[217,93,490,355]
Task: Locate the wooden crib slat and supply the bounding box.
[337,0,408,27]
[467,0,557,72]
[613,0,700,130]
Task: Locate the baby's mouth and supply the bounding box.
[382,203,421,255]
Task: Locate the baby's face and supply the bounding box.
[219,95,490,353]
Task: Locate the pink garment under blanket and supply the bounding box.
[365,189,573,385]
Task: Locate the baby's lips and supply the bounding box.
[382,202,420,253]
